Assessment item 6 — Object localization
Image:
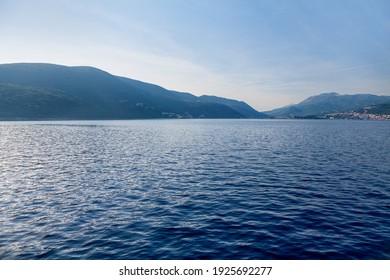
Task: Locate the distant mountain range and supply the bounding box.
[264,92,390,118]
[1,63,389,120]
[0,63,267,120]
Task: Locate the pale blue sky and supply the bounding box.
[1,0,389,110]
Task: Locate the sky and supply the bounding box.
[0,0,389,110]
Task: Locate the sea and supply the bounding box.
[0,119,389,259]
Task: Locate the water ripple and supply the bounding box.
[0,120,389,259]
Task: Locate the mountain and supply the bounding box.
[198,95,268,118]
[358,102,390,115]
[264,92,390,118]
[117,76,267,118]
[0,84,98,119]
[0,63,266,120]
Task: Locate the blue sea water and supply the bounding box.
[0,119,389,259]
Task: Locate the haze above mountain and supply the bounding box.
[0,63,267,120]
[265,92,390,118]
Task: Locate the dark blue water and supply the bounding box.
[0,119,389,259]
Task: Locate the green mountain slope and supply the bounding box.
[199,95,268,118]
[358,103,390,115]
[0,84,98,119]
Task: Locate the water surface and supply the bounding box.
[0,119,389,259]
